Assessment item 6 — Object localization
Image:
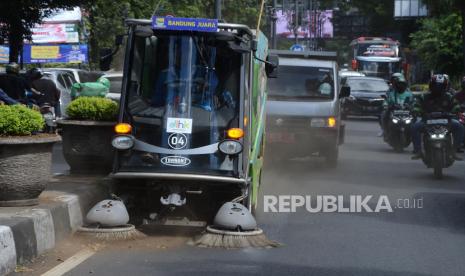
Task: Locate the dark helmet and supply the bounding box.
[5,62,19,74]
[391,73,407,93]
[461,76,465,90]
[27,68,43,80]
[429,74,448,95]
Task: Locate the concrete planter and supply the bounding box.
[0,135,61,206]
[57,120,115,174]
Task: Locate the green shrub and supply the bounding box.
[0,105,44,136]
[66,97,118,121]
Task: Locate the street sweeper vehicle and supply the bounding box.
[106,16,279,247]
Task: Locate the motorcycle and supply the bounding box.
[39,102,56,133]
[420,112,456,179]
[384,104,413,152]
[459,104,465,148]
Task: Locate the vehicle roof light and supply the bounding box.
[227,128,244,139]
[115,123,132,134]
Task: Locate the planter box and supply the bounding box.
[57,120,115,174]
[0,135,61,206]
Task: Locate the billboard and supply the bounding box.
[22,44,88,64]
[394,0,428,18]
[31,24,79,44]
[42,7,82,23]
[276,9,333,39]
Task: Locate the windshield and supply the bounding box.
[268,65,334,101]
[346,78,389,93]
[122,34,241,174]
[357,43,399,57]
[357,60,401,80]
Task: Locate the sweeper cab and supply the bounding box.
[106,16,278,228]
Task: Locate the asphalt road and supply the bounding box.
[44,120,465,275]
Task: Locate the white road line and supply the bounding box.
[41,248,95,276]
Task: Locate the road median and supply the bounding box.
[0,175,109,275]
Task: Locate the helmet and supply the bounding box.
[5,62,19,74]
[461,76,465,90]
[391,73,407,93]
[27,68,43,80]
[429,74,448,95]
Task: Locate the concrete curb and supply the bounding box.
[0,176,109,275]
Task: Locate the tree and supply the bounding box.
[0,0,89,63]
[410,13,463,76]
[422,0,465,72]
[85,0,261,67]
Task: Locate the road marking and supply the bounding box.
[41,248,95,276]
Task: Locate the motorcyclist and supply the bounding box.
[0,63,28,102]
[453,76,465,104]
[380,73,413,136]
[411,74,464,160]
[29,68,62,117]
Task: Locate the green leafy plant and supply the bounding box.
[66,97,118,121]
[0,105,44,136]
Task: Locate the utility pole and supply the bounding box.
[272,0,278,49]
[215,0,222,20]
[294,0,299,45]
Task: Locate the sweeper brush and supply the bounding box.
[78,224,146,241]
[190,202,281,249]
[191,226,280,249]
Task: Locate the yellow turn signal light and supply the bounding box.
[327,117,337,128]
[227,128,244,139]
[115,123,132,134]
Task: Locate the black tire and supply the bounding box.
[433,149,444,179]
[325,147,339,168]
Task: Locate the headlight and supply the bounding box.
[112,135,134,150]
[219,140,243,155]
[392,118,399,124]
[430,133,446,140]
[404,118,412,124]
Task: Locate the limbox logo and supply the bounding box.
[263,195,423,213]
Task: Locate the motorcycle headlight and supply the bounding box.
[112,135,134,150]
[430,133,446,140]
[219,140,243,155]
[392,118,399,124]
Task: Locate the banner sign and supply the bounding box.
[31,23,79,44]
[152,17,218,32]
[22,44,88,64]
[0,46,9,64]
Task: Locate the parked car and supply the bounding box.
[266,50,350,167]
[339,69,365,85]
[45,68,103,83]
[103,72,123,102]
[341,76,390,118]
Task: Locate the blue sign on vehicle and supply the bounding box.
[152,17,218,32]
[290,44,304,52]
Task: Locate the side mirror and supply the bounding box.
[99,48,113,71]
[266,54,279,78]
[115,35,124,46]
[339,85,351,98]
